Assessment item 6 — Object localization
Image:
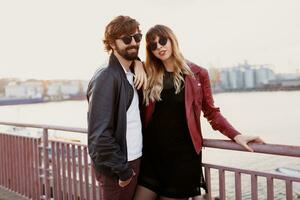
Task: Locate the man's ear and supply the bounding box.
[110,42,116,51]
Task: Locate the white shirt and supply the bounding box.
[121,65,143,161]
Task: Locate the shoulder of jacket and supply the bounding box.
[186,60,209,76]
[93,65,121,83]
[86,66,119,101]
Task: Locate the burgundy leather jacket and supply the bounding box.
[143,62,241,154]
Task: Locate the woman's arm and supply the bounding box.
[200,69,264,151]
[133,60,147,90]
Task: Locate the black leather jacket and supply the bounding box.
[87,54,136,181]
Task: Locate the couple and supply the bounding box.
[87,15,264,200]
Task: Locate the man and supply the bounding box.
[87,15,145,200]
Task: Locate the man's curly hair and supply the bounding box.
[103,15,140,52]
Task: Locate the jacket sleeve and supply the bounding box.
[87,70,133,181]
[200,69,241,140]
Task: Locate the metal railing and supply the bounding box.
[0,122,95,200]
[0,121,299,200]
[202,140,300,200]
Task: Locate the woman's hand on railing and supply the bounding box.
[234,135,265,152]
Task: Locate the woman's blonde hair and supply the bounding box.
[144,24,193,105]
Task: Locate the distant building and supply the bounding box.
[281,79,300,87]
[255,66,275,87]
[228,67,244,89]
[220,70,230,90]
[46,80,81,99]
[213,61,278,91]
[244,67,255,89]
[2,79,93,102]
[5,81,43,99]
[276,73,300,81]
[47,82,62,97]
[61,81,80,97]
[5,83,26,98]
[228,69,238,89]
[256,67,268,85]
[0,79,13,96]
[236,68,244,89]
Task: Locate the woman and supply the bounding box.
[134,25,264,200]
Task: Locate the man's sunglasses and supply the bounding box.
[118,33,143,45]
[148,37,168,51]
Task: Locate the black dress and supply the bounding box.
[139,71,206,198]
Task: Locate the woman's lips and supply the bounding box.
[158,50,167,56]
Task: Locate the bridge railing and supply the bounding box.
[0,121,299,200]
[202,139,300,200]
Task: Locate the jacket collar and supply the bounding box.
[108,53,126,77]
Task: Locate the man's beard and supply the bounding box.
[115,45,139,61]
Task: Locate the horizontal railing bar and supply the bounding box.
[1,121,300,158]
[203,139,300,157]
[0,121,86,133]
[203,163,300,182]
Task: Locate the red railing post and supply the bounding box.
[51,141,58,200]
[0,134,3,186]
[20,137,25,195]
[55,142,62,200]
[25,137,30,197]
[61,143,67,199]
[4,134,9,188]
[266,177,274,200]
[78,146,84,199]
[285,180,293,200]
[83,146,90,200]
[7,135,12,189]
[219,169,226,200]
[72,144,78,200]
[17,136,22,194]
[235,172,242,200]
[204,166,212,200]
[11,135,16,191]
[33,138,40,200]
[37,137,43,199]
[66,143,73,199]
[42,128,51,200]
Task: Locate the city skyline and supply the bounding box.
[1,0,300,80]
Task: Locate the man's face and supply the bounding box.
[112,29,142,61]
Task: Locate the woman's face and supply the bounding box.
[149,36,172,62]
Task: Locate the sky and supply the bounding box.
[0,0,300,80]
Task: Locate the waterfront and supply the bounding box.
[0,91,299,199]
[0,91,299,144]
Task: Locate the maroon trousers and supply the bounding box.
[95,158,141,200]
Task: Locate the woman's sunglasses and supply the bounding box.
[148,37,168,51]
[118,33,143,45]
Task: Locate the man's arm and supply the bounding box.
[87,70,133,181]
